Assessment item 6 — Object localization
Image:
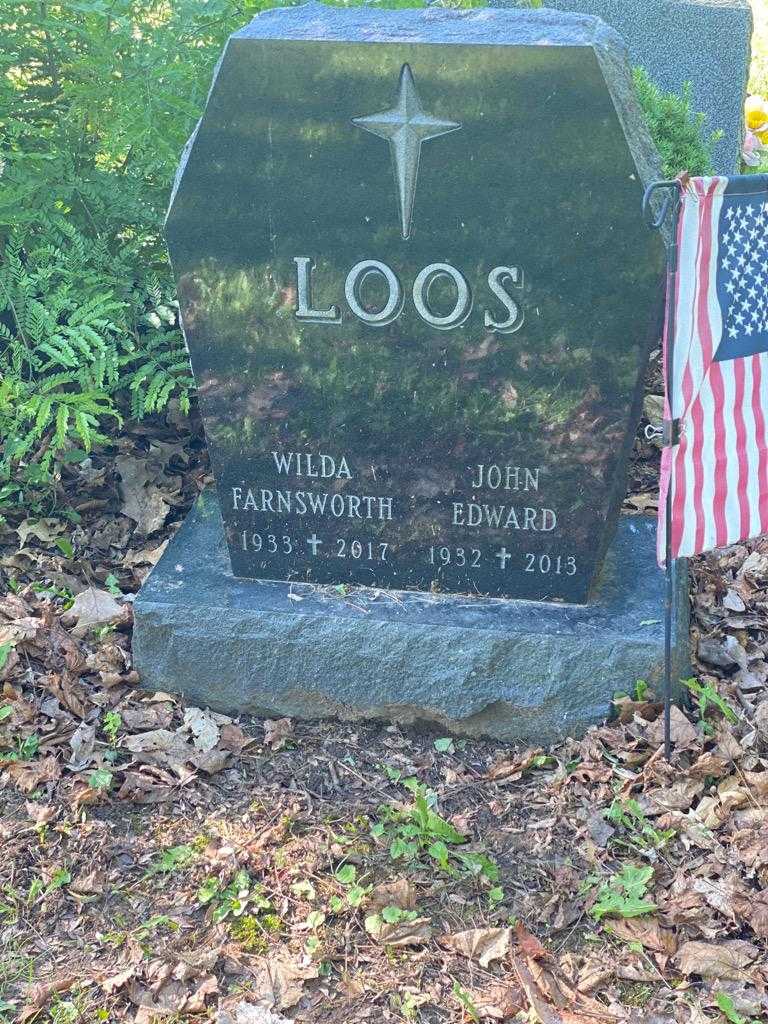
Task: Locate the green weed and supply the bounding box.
[0,733,40,764]
[365,905,419,935]
[684,678,739,727]
[198,870,271,924]
[145,844,197,878]
[230,910,282,951]
[43,869,71,898]
[0,885,21,924]
[88,768,113,792]
[104,574,122,597]
[451,980,480,1022]
[634,679,650,702]
[133,914,179,954]
[606,797,675,852]
[0,644,12,673]
[47,991,88,1024]
[291,879,316,900]
[92,625,117,641]
[715,991,761,1024]
[372,778,464,861]
[30,581,74,607]
[102,710,122,747]
[395,990,422,1021]
[590,864,657,922]
[371,777,500,888]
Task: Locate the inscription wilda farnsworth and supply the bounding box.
[165,7,664,601]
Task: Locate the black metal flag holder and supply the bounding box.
[643,177,684,761]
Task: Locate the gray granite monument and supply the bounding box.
[133,3,689,741]
[491,0,752,174]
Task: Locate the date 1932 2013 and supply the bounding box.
[428,545,577,575]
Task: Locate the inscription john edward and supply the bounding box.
[165,25,664,602]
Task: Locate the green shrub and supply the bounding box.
[633,67,721,178]
[0,1,276,511]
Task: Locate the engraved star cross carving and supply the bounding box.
[352,63,461,240]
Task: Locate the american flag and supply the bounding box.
[658,175,768,563]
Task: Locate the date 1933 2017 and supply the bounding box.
[239,531,578,577]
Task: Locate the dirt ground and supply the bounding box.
[1,386,768,1024]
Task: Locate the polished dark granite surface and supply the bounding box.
[165,4,664,601]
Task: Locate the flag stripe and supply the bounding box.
[659,175,768,563]
[756,352,768,533]
[743,356,760,538]
[667,187,703,558]
[694,180,719,551]
[733,356,750,539]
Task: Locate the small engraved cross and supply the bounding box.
[307,533,323,556]
[495,547,512,570]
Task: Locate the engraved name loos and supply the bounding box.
[293,257,525,333]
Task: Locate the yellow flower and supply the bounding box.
[745,94,768,142]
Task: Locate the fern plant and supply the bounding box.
[0,215,191,506]
[0,0,235,507]
[0,227,122,473]
[122,321,192,420]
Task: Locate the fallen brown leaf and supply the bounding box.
[442,926,511,967]
[4,755,61,793]
[676,939,759,981]
[607,916,677,955]
[218,722,251,754]
[217,1001,292,1024]
[514,921,550,961]
[366,914,432,947]
[16,517,68,546]
[689,750,732,779]
[45,671,91,719]
[24,800,57,825]
[488,748,545,782]
[182,706,221,752]
[470,982,525,1021]
[115,454,170,537]
[67,587,128,638]
[68,721,97,770]
[248,952,319,1010]
[116,770,173,803]
[368,877,415,914]
[644,706,699,749]
[98,967,136,994]
[183,974,218,1012]
[123,728,198,771]
[512,956,563,1024]
[119,703,173,732]
[20,977,76,1022]
[263,717,293,750]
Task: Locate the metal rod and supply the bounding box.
[663,200,680,761]
[643,178,683,761]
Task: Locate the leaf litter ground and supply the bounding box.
[2,399,768,1024]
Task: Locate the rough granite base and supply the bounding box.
[133,492,689,743]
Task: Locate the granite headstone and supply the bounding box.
[491,0,752,175]
[134,4,689,741]
[163,3,664,603]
